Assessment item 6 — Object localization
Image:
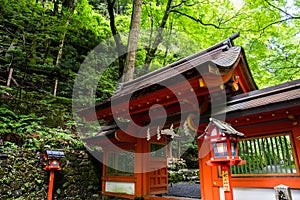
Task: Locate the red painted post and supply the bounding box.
[43,150,65,200]
[221,165,234,200]
[47,170,55,200]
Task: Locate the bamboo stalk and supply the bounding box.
[252,140,261,173]
[270,137,279,173]
[275,136,283,173]
[283,135,294,173]
[265,137,273,173]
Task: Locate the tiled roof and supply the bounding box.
[224,79,300,114]
[112,46,245,99]
[206,118,244,136]
[78,34,256,115]
[77,33,257,124]
[44,150,65,158]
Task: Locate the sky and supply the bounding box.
[231,0,244,10]
[231,0,299,15]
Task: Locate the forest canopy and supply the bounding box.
[0,0,300,99]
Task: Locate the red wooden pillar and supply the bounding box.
[135,138,148,197]
[142,139,150,196]
[198,139,220,200]
[221,165,234,200]
[47,171,55,200]
[292,126,300,170]
[102,151,107,196]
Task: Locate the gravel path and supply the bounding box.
[165,183,201,199]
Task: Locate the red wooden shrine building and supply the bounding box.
[78,33,300,200]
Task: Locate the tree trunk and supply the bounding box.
[53,0,59,16]
[55,0,77,66]
[163,18,173,66]
[6,68,13,87]
[123,0,142,82]
[53,79,58,96]
[107,0,127,79]
[62,0,73,9]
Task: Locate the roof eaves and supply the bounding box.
[209,118,244,136]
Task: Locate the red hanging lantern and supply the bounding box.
[204,118,246,200]
[43,150,65,170]
[43,150,65,200]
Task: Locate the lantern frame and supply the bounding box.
[43,150,65,171]
[204,118,245,166]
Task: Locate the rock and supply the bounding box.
[10,181,20,189]
[83,153,89,159]
[0,148,101,199]
[56,188,61,194]
[0,184,10,193]
[12,189,22,197]
[79,161,90,166]
[92,194,100,198]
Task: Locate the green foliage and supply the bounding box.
[181,142,199,169]
[1,0,299,99]
[136,0,300,87]
[0,0,113,98]
[0,96,83,150]
[232,135,296,174]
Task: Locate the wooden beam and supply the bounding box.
[115,129,137,143]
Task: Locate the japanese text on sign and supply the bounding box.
[222,170,230,192]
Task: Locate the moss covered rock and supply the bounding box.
[0,146,102,199]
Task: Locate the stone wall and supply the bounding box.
[0,146,102,199]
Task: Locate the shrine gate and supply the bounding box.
[78,33,300,200]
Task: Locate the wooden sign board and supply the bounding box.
[222,170,230,192]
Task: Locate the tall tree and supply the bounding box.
[106,0,127,79]
[55,0,78,66]
[123,0,142,82]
